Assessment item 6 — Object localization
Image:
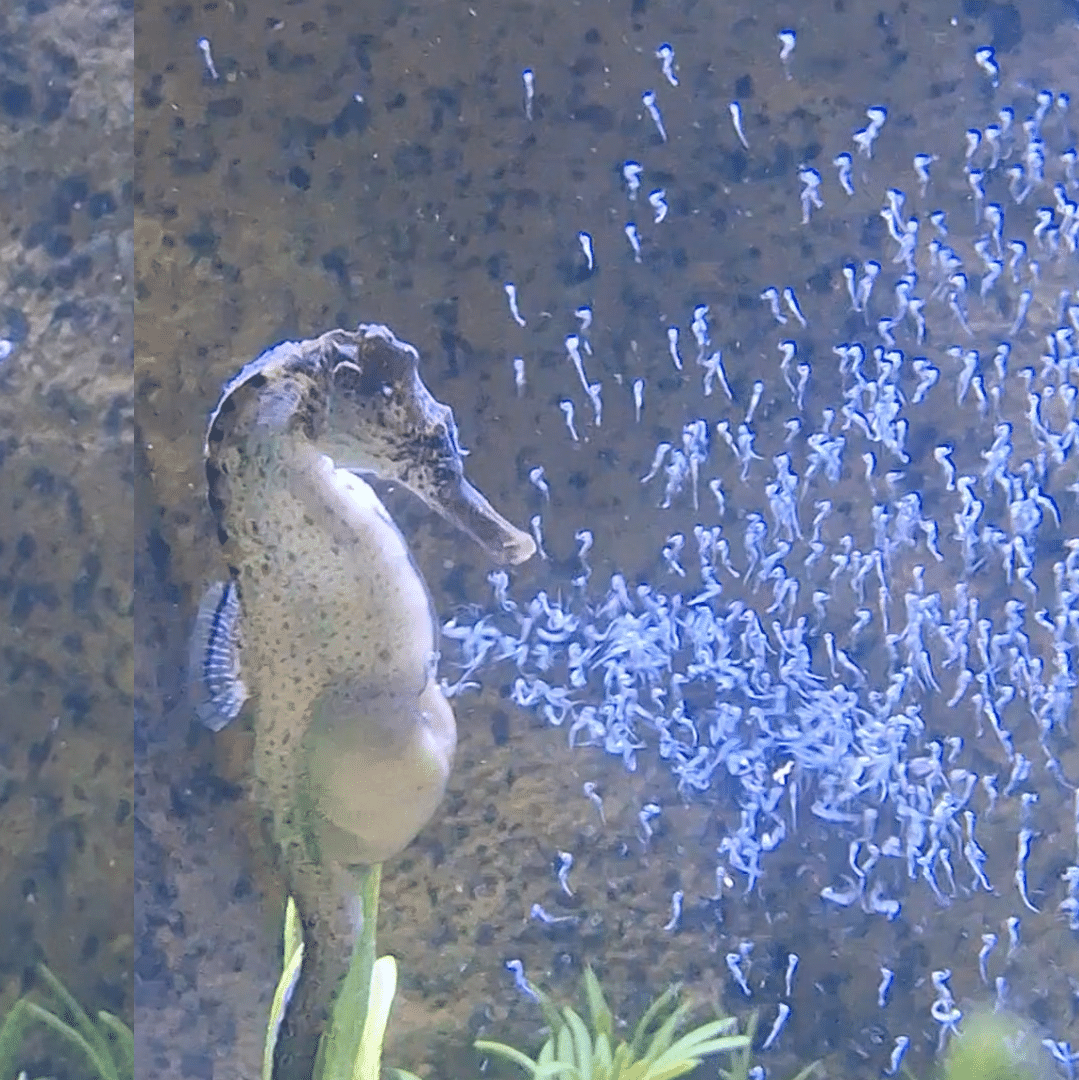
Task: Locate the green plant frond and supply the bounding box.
[636,1000,697,1065]
[537,1062,583,1080]
[582,968,613,1042]
[97,1011,135,1080]
[535,1063,582,1080]
[557,1022,578,1064]
[263,932,303,1080]
[626,986,681,1058]
[35,963,119,1076]
[635,1062,700,1080]
[539,1037,557,1066]
[669,1015,739,1044]
[468,970,815,1080]
[320,865,384,1080]
[21,1000,119,1080]
[0,967,134,1080]
[561,1006,593,1078]
[744,1009,760,1041]
[718,1009,759,1080]
[592,1030,613,1075]
[475,1038,541,1073]
[643,1013,719,1064]
[650,1034,751,1071]
[282,896,303,968]
[609,1039,632,1079]
[537,989,570,1032]
[35,965,94,1029]
[386,1070,425,1080]
[621,1054,698,1080]
[652,1016,749,1061]
[352,954,397,1080]
[0,998,35,1065]
[619,1058,653,1080]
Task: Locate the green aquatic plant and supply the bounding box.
[266,879,1053,1080]
[265,888,832,1080]
[265,901,832,1080]
[0,962,133,1080]
[265,866,395,1080]
[466,966,755,1080]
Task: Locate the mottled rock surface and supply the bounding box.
[0,0,133,1054]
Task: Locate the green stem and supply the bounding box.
[19,1002,118,1080]
[316,863,383,1080]
[0,999,34,1067]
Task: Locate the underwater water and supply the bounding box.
[134,1,1079,1077]
[436,21,1079,1080]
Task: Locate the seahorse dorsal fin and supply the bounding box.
[188,579,248,731]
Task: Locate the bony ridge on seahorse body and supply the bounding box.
[187,323,536,1079]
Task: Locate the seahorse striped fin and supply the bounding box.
[188,579,248,731]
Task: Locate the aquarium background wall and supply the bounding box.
[134,1,1079,1078]
[0,0,133,1059]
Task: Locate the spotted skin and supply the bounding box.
[195,323,534,1079]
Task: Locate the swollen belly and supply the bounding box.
[300,674,457,865]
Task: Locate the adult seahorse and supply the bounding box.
[188,323,535,1079]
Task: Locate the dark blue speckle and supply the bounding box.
[2,307,29,343]
[21,220,50,249]
[45,232,72,258]
[51,174,90,223]
[87,191,117,218]
[40,85,70,122]
[0,78,32,118]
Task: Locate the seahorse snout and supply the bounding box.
[323,323,537,565]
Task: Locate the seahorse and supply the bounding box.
[187,323,535,1079]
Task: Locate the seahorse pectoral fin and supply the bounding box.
[188,579,248,731]
[322,323,536,565]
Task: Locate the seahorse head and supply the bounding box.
[203,322,536,565]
